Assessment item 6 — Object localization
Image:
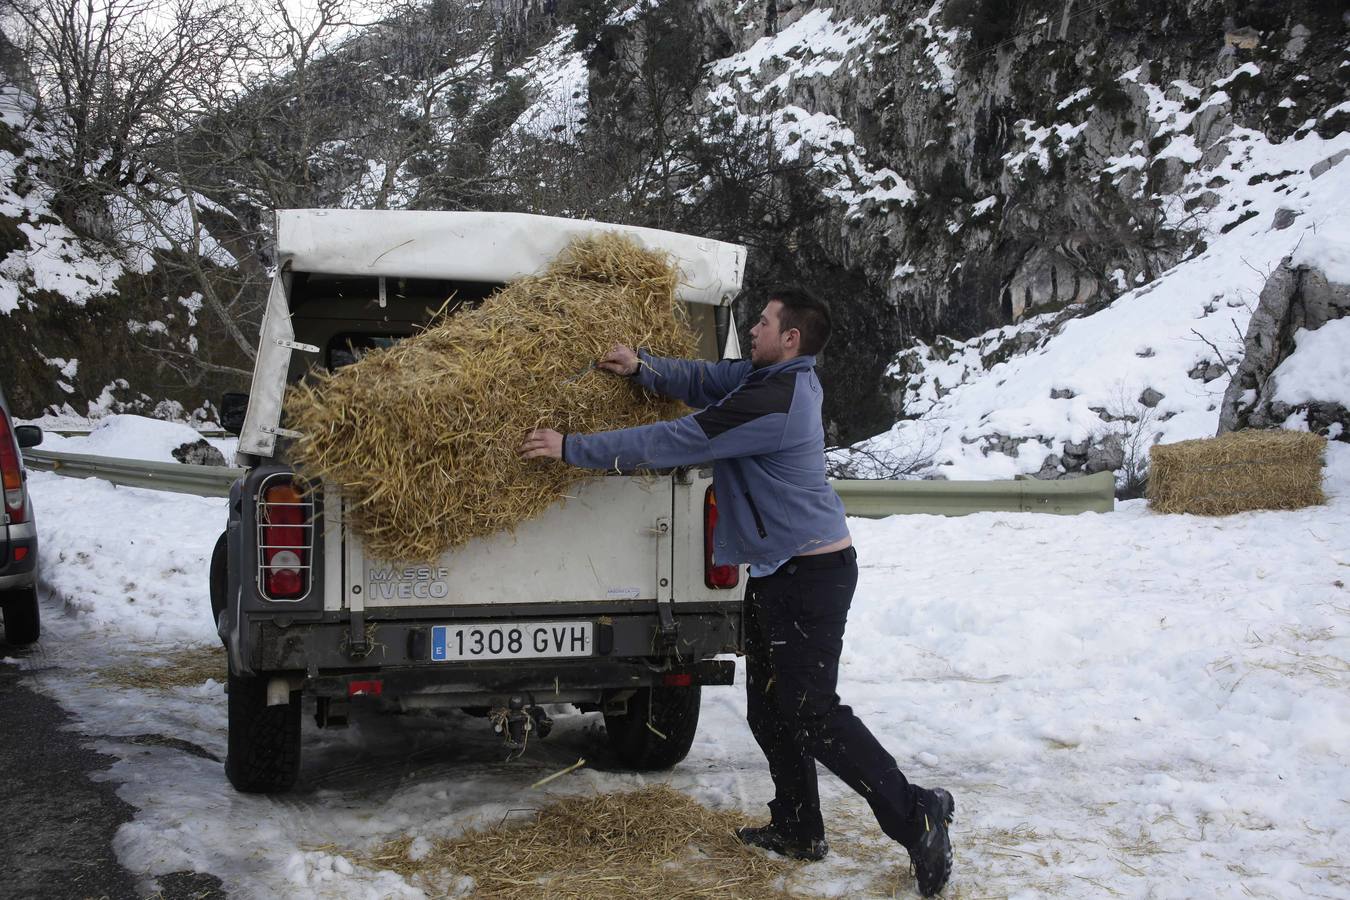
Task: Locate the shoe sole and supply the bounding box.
[917,789,955,897]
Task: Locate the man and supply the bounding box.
[519,286,955,897]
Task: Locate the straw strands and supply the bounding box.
[100,645,226,689]
[346,785,813,899]
[284,235,696,562]
[1147,430,1326,515]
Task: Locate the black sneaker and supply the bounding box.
[908,788,955,897]
[736,823,829,861]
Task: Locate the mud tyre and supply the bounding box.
[209,532,228,637]
[225,672,301,793]
[1,586,40,645]
[603,685,701,771]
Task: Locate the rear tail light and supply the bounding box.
[704,487,739,589]
[662,672,693,687]
[257,475,314,601]
[0,412,26,524]
[348,679,383,697]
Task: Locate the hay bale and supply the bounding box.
[283,235,696,562]
[1147,430,1326,515]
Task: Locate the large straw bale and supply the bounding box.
[283,235,696,562]
[1146,430,1326,515]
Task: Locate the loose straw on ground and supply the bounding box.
[348,785,814,899]
[1147,430,1326,515]
[100,645,225,689]
[284,235,696,562]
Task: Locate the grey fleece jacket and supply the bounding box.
[562,351,849,566]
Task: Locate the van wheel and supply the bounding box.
[603,685,701,771]
[209,532,228,633]
[225,672,301,793]
[1,586,40,645]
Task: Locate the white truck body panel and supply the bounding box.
[324,473,725,610]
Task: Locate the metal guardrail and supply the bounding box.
[831,470,1115,517]
[24,447,1116,515]
[23,448,240,498]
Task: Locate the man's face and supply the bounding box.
[749,299,797,368]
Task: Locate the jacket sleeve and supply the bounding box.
[633,351,753,409]
[565,375,794,471]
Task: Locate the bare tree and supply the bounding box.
[8,0,251,226]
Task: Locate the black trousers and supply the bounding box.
[744,548,924,847]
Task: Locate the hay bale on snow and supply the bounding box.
[284,235,696,562]
[1147,430,1326,515]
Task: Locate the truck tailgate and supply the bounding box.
[346,475,674,608]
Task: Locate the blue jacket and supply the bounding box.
[563,351,850,566]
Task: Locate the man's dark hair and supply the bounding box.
[767,284,832,356]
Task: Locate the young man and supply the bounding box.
[519,286,955,897]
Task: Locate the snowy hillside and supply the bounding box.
[844,125,1350,481]
[16,422,1350,897]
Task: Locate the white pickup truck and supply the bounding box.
[211,210,749,793]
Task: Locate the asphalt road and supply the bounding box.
[0,631,225,900]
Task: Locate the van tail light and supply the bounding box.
[0,413,26,524]
[257,476,313,601]
[704,487,739,589]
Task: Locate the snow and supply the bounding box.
[1293,231,1350,284]
[1004,119,1089,174]
[1056,87,1092,111]
[15,434,1350,898]
[709,9,885,97]
[35,414,237,462]
[508,28,588,141]
[1214,62,1261,89]
[1271,318,1350,408]
[1156,134,1202,164]
[702,9,910,216]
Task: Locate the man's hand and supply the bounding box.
[597,344,639,377]
[519,428,564,460]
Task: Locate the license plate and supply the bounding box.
[431,622,594,661]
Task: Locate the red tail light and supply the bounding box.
[704,487,739,589]
[662,672,693,687]
[348,679,383,697]
[0,412,26,525]
[259,479,311,600]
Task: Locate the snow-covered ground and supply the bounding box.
[12,424,1349,898]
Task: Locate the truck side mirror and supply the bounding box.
[221,393,249,436]
[15,425,43,449]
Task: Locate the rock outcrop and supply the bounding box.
[1219,253,1350,440]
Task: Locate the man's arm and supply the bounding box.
[601,344,752,409]
[521,375,794,470]
[634,351,754,409]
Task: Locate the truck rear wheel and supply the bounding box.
[225,672,301,793]
[603,685,701,771]
[209,532,228,627]
[1,586,40,645]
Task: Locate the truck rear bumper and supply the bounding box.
[306,657,736,703]
[240,604,742,687]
